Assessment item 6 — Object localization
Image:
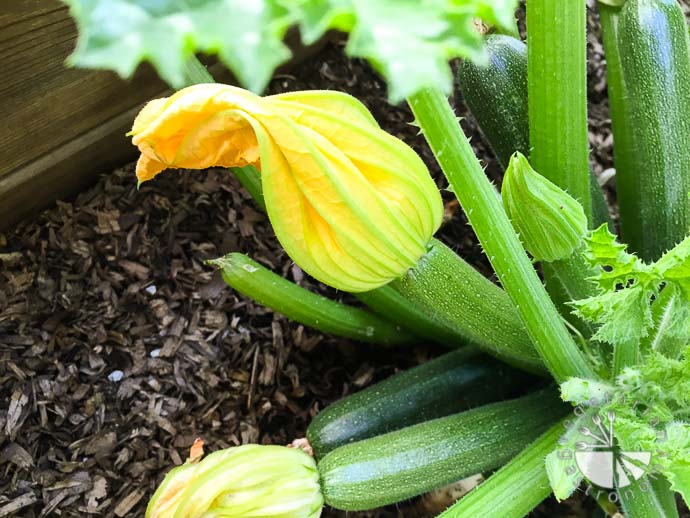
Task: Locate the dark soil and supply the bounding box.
[1,6,689,518]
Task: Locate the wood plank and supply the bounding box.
[0,0,167,177]
[0,0,328,230]
[0,104,141,230]
[0,0,192,230]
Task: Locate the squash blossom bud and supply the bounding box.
[146,441,323,518]
[502,152,587,262]
[130,84,443,292]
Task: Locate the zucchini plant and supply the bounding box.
[64,0,690,516]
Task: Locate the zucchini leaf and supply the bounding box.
[292,0,518,102]
[64,0,293,92]
[545,413,589,501]
[64,0,519,102]
[570,225,690,347]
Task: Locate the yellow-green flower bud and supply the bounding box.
[146,441,323,518]
[502,152,587,262]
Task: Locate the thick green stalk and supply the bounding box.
[643,287,688,359]
[613,339,639,378]
[527,0,591,222]
[457,35,601,336]
[650,476,681,518]
[407,88,595,382]
[209,253,415,346]
[542,257,596,337]
[619,481,679,518]
[438,419,566,518]
[526,0,596,326]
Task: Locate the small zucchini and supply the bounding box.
[457,34,530,170]
[605,0,690,260]
[307,347,536,458]
[318,387,565,511]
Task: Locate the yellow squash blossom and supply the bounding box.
[146,441,323,518]
[130,84,443,292]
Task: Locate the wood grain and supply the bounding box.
[0,1,168,176]
[0,0,172,229]
[0,1,326,230]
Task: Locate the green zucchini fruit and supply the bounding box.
[385,239,545,375]
[307,347,536,458]
[604,0,690,261]
[457,34,611,228]
[457,35,530,170]
[318,387,565,511]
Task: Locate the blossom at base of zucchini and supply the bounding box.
[146,440,323,518]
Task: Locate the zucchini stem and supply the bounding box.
[527,0,591,222]
[619,478,679,518]
[182,56,214,85]
[526,0,596,316]
[232,165,266,211]
[209,253,416,346]
[438,418,567,518]
[407,88,596,382]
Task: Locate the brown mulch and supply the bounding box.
[2,8,690,518]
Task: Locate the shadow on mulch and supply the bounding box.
[1,21,689,518]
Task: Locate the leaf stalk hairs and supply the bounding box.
[130,84,443,293]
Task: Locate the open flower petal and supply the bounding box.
[131,84,443,291]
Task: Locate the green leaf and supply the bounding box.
[571,287,653,344]
[290,0,520,102]
[65,0,518,101]
[545,413,588,501]
[570,227,690,348]
[655,235,690,297]
[64,0,293,92]
[582,224,648,290]
[345,0,481,102]
[284,0,355,44]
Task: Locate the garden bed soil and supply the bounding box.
[1,11,689,518]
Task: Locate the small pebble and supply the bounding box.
[150,348,161,358]
[108,370,124,382]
